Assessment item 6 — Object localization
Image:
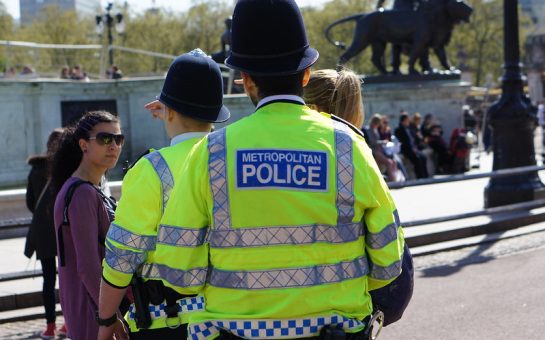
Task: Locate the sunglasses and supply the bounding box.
[88,132,125,146]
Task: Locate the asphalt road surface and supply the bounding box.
[380,229,545,340]
[2,230,545,340]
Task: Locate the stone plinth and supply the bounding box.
[361,77,471,139]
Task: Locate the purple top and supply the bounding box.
[54,177,113,340]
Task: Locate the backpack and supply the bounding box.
[370,243,414,326]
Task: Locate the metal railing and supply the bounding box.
[389,164,545,227]
[0,40,238,94]
[388,164,545,189]
[2,163,545,315]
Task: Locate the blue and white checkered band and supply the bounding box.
[333,121,355,224]
[128,296,205,321]
[208,129,231,231]
[144,151,174,213]
[188,314,366,340]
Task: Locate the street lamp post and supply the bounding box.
[96,2,124,67]
[484,0,545,207]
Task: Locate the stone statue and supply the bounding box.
[325,0,472,75]
[211,17,232,64]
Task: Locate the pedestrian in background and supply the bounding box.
[538,102,545,157]
[51,111,127,340]
[25,128,67,339]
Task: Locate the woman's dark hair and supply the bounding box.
[51,111,119,191]
[27,127,64,175]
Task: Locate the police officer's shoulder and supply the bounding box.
[331,114,366,139]
[316,110,332,119]
[123,148,155,174]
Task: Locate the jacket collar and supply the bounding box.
[170,132,208,146]
[256,95,305,110]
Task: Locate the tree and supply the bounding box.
[12,5,95,76]
[302,0,375,74]
[115,0,232,76]
[0,1,13,40]
[118,10,186,74]
[448,0,532,86]
[0,1,14,71]
[181,1,232,55]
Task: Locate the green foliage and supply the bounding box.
[448,0,532,86]
[4,5,96,75]
[0,1,14,70]
[0,1,14,40]
[302,0,375,74]
[108,0,232,75]
[0,0,536,85]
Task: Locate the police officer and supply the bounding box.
[96,49,230,340]
[154,1,405,339]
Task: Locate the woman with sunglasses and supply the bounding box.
[51,111,127,340]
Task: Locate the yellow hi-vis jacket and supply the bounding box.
[102,134,206,331]
[154,100,405,339]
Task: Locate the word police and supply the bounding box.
[236,149,328,191]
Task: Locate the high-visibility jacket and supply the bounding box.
[102,135,206,331]
[155,99,405,339]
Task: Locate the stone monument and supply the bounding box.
[324,0,474,140]
[325,0,472,75]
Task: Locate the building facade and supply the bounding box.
[20,0,100,24]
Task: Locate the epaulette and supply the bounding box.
[331,114,366,138]
[123,148,155,174]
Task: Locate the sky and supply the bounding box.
[2,0,328,19]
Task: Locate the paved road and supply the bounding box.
[381,229,545,340]
[0,316,65,340]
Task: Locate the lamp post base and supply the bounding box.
[484,117,544,208]
[485,179,545,208]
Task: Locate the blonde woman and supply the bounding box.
[303,68,364,128]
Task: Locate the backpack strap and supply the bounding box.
[57,180,93,267]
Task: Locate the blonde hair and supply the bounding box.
[304,69,364,128]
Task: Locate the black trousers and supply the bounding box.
[404,149,429,178]
[40,257,57,324]
[130,324,188,340]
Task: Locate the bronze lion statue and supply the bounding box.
[325,0,472,75]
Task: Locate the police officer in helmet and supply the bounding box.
[154,1,406,339]
[97,49,229,340]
